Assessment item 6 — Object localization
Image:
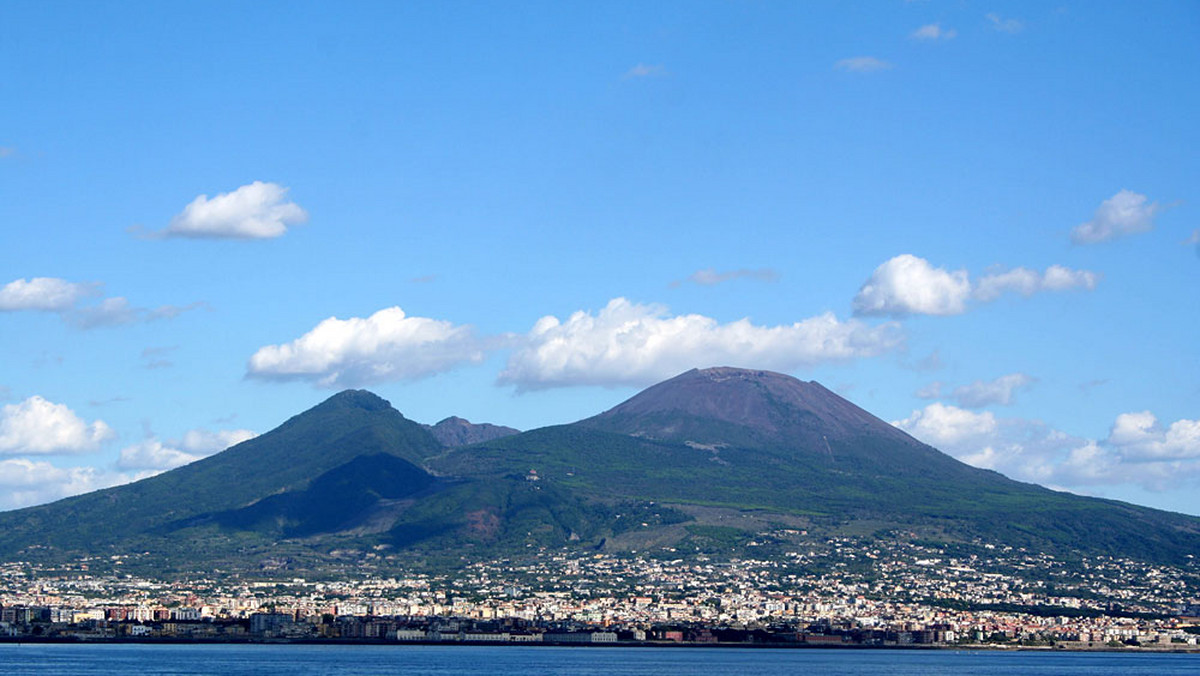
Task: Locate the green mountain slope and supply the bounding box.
[0,368,1197,571]
[191,453,441,538]
[431,368,1200,563]
[0,390,445,556]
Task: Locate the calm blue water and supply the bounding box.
[0,644,1194,675]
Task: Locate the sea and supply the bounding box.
[0,644,1195,675]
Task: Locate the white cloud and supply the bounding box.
[160,181,308,239]
[0,396,115,455]
[0,459,123,510]
[117,428,256,472]
[1107,412,1200,461]
[855,255,1100,317]
[894,402,998,448]
[674,267,779,287]
[1042,265,1101,291]
[986,13,1024,34]
[0,277,98,312]
[178,428,257,454]
[116,439,202,472]
[499,297,902,391]
[894,403,1200,494]
[973,266,1099,301]
[973,268,1040,300]
[0,415,252,509]
[834,57,893,73]
[1070,190,1161,244]
[853,254,972,317]
[0,277,204,329]
[911,23,956,40]
[247,306,486,388]
[624,63,666,79]
[951,373,1035,408]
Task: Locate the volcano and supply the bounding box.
[1,367,1197,572]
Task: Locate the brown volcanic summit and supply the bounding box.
[579,366,914,447]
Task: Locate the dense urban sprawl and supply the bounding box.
[3,537,1198,650]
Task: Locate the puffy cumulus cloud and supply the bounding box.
[895,403,1088,486]
[853,255,972,317]
[834,57,893,73]
[854,256,1100,317]
[499,298,902,391]
[0,277,98,312]
[0,396,115,455]
[951,373,1035,408]
[247,307,486,388]
[0,401,249,509]
[973,266,1099,301]
[0,459,125,510]
[160,181,308,239]
[894,403,1200,494]
[911,23,956,40]
[1070,190,1161,244]
[1107,412,1200,461]
[673,267,779,287]
[117,428,256,473]
[893,402,998,448]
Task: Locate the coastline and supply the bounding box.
[3,636,1197,653]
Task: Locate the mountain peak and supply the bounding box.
[579,366,905,446]
[317,389,394,413]
[426,416,520,448]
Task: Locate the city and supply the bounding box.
[4,536,1197,650]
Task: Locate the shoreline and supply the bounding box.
[2,637,1197,653]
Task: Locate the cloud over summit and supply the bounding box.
[499,298,902,391]
[247,307,487,388]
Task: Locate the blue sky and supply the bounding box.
[2,1,1198,515]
